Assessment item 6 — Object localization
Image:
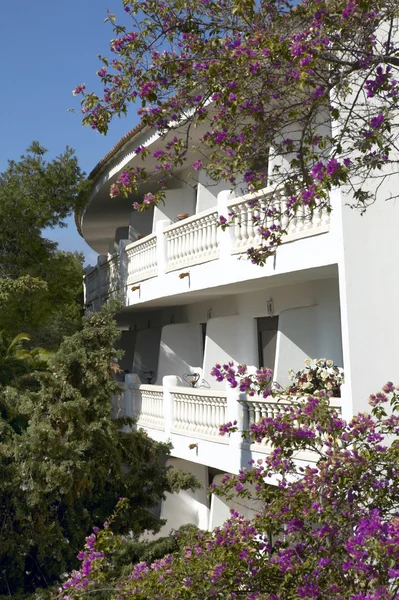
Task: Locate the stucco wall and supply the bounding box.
[339,183,399,413]
[196,170,229,212]
[158,458,210,534]
[203,315,258,389]
[152,187,196,229]
[156,323,203,384]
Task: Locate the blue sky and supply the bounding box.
[0,0,139,266]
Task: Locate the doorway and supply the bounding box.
[256,316,279,371]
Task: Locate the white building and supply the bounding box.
[77,113,399,532]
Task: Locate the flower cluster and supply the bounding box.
[58,383,399,600]
[211,362,273,397]
[76,0,399,266]
[287,358,344,397]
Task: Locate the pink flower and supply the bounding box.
[193,160,202,171]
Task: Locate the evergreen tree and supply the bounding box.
[0,304,198,596]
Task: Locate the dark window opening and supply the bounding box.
[201,323,207,360]
[256,316,279,371]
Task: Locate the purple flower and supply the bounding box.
[193,160,202,171]
[370,114,385,129]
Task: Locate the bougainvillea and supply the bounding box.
[56,375,399,599]
[77,0,399,264]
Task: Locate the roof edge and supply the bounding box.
[88,120,148,180]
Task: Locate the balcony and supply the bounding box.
[118,375,341,475]
[84,186,337,310]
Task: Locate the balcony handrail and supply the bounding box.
[239,393,341,407]
[128,383,163,392]
[163,206,219,235]
[125,232,157,253]
[169,386,227,398]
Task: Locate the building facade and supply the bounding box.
[77,115,399,533]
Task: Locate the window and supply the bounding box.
[256,316,279,371]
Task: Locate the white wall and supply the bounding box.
[203,315,258,389]
[184,277,342,389]
[196,170,229,213]
[152,187,196,229]
[338,185,399,414]
[275,279,343,386]
[158,458,209,534]
[209,474,264,530]
[156,323,203,384]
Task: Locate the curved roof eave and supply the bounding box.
[88,120,149,181]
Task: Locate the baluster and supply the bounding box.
[179,225,186,263]
[246,203,255,247]
[211,214,218,253]
[193,396,199,433]
[204,217,211,257]
[206,397,213,435]
[168,233,174,266]
[192,220,199,258]
[197,219,205,257]
[249,402,255,427]
[203,397,209,434]
[190,222,197,261]
[238,204,247,248]
[185,224,191,262]
[177,229,182,264]
[312,204,322,229]
[172,394,181,429]
[234,208,241,248]
[280,197,289,232]
[297,203,305,234]
[321,206,330,228]
[210,398,216,434]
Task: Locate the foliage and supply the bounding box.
[0,331,50,387]
[211,358,343,400]
[0,142,90,346]
[0,304,199,596]
[0,256,85,347]
[77,0,399,264]
[54,380,399,600]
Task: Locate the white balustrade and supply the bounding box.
[99,253,120,298]
[86,267,99,300]
[164,209,219,272]
[171,388,228,440]
[241,395,341,444]
[130,384,165,430]
[126,235,158,284]
[228,188,330,254]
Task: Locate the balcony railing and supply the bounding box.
[86,267,99,300]
[164,209,219,272]
[126,234,158,285]
[130,384,165,430]
[99,253,120,297]
[86,186,333,304]
[240,394,341,448]
[171,387,228,440]
[227,189,330,254]
[126,380,341,463]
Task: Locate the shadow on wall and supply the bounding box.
[156,323,203,384]
[203,315,259,390]
[132,328,162,381]
[275,302,343,387]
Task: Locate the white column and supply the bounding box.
[155,219,171,276]
[217,190,234,259]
